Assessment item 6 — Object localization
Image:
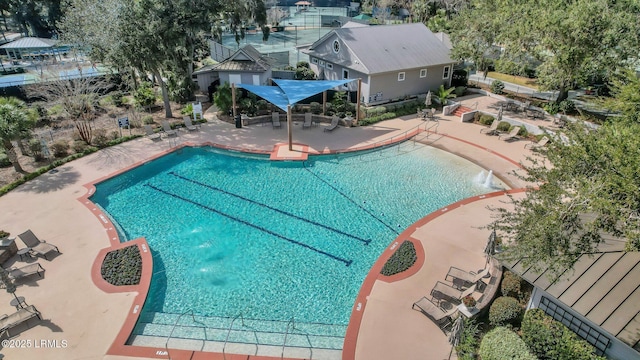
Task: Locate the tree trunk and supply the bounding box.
[555,85,569,103]
[154,69,173,118]
[3,141,25,174]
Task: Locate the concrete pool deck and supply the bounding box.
[0,94,542,359]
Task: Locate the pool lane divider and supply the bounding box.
[145,183,353,267]
[168,171,371,246]
[302,161,400,235]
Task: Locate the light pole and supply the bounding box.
[289,23,299,64]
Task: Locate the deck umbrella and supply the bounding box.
[448,316,465,359]
[425,91,432,107]
[484,228,497,266]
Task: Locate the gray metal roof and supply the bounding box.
[503,235,640,352]
[0,37,57,49]
[212,45,274,73]
[306,23,453,75]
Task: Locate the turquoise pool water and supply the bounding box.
[91,142,502,348]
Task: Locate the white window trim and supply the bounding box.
[420,69,427,78]
[319,60,325,67]
[343,69,349,88]
[398,72,405,81]
[333,40,340,53]
[326,63,333,70]
[311,58,318,64]
[443,66,450,79]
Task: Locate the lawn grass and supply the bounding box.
[487,72,539,90]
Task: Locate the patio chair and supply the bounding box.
[303,112,312,129]
[17,230,60,260]
[520,101,531,113]
[5,263,45,284]
[182,116,197,131]
[324,115,340,132]
[524,136,549,149]
[445,267,490,290]
[431,281,477,305]
[498,126,521,142]
[272,112,282,129]
[480,120,499,135]
[0,305,42,337]
[412,296,457,332]
[143,125,161,140]
[162,121,177,137]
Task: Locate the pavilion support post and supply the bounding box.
[287,105,293,151]
[231,83,237,118]
[322,91,327,115]
[355,78,362,126]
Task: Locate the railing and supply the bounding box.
[334,120,430,156]
[165,310,206,359]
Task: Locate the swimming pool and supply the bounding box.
[91,142,503,351]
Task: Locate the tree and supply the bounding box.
[134,82,157,112]
[5,0,66,37]
[435,85,456,106]
[213,82,237,114]
[491,71,640,277]
[0,98,34,173]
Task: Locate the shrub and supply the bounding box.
[497,121,511,132]
[50,140,70,158]
[559,99,576,114]
[310,102,322,114]
[522,309,605,360]
[134,82,156,111]
[101,245,142,286]
[490,80,505,94]
[367,106,387,117]
[0,152,10,167]
[479,114,495,125]
[544,102,561,115]
[381,240,417,276]
[456,318,480,360]
[454,86,467,97]
[92,128,110,148]
[28,138,45,161]
[479,326,537,360]
[462,294,476,308]
[515,126,528,137]
[489,296,523,327]
[72,140,89,154]
[359,112,396,125]
[142,115,154,125]
[111,91,124,107]
[501,271,522,298]
[181,103,193,116]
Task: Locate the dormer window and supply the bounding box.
[333,40,340,54]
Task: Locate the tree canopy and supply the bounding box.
[493,71,640,277]
[0,98,35,173]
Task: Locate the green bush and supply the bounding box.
[111,91,124,107]
[50,140,70,158]
[181,103,193,116]
[456,318,480,360]
[559,99,576,114]
[101,245,142,286]
[501,271,522,298]
[479,326,537,360]
[309,102,322,114]
[497,121,511,132]
[359,112,396,125]
[491,80,505,94]
[134,82,156,111]
[28,138,45,161]
[367,106,387,117]
[381,240,417,276]
[522,309,605,360]
[142,115,154,125]
[72,140,90,154]
[0,152,10,167]
[544,102,561,115]
[455,86,467,97]
[92,128,110,148]
[489,296,523,327]
[513,126,528,137]
[480,114,495,125]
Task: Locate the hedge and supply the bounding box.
[479,326,537,360]
[522,309,605,360]
[489,296,523,326]
[501,271,522,298]
[381,240,417,276]
[101,245,142,286]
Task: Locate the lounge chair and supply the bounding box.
[431,281,477,305]
[445,267,490,290]
[143,125,161,140]
[498,126,521,142]
[412,296,457,332]
[480,120,499,135]
[6,263,45,284]
[524,136,549,149]
[17,230,60,260]
[324,115,340,132]
[272,112,282,129]
[162,121,177,137]
[182,116,197,131]
[303,112,312,129]
[0,305,41,337]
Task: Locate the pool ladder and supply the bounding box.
[223,313,258,359]
[164,309,206,359]
[281,317,314,359]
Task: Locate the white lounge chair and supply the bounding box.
[431,281,477,305]
[162,121,177,137]
[272,112,282,129]
[0,305,41,337]
[498,126,521,142]
[445,267,490,289]
[324,116,340,132]
[17,230,60,260]
[5,263,45,283]
[480,120,499,135]
[144,125,161,140]
[303,112,312,129]
[412,297,457,332]
[182,116,197,131]
[525,136,549,149]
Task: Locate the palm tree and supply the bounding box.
[436,84,457,107]
[0,97,34,174]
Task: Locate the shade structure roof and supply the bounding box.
[238,79,353,111]
[0,37,57,49]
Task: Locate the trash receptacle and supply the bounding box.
[235,115,242,128]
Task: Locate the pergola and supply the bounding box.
[235,78,362,150]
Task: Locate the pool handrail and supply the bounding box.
[165,309,206,357]
[281,317,295,359]
[334,120,436,156]
[223,313,259,358]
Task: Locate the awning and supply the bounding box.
[237,79,353,111]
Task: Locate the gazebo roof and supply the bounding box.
[0,37,58,50]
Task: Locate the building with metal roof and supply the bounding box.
[302,23,454,105]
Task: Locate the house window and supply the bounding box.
[326,63,333,70]
[311,58,318,64]
[343,69,349,88]
[319,60,325,67]
[539,297,610,355]
[420,69,427,78]
[443,65,450,79]
[398,72,405,81]
[333,40,340,53]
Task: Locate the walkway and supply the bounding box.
[0,94,537,360]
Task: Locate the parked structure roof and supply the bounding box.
[212,45,275,72]
[0,37,57,49]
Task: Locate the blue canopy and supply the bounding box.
[237,79,353,111]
